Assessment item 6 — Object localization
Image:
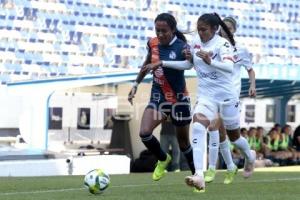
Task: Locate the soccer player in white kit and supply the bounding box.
[144,13,255,193]
[204,16,257,184]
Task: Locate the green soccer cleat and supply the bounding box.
[193,187,206,193]
[152,154,172,181]
[204,168,216,183]
[224,166,238,184]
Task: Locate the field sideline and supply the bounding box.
[0,167,300,200]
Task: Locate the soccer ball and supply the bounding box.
[84,169,110,194]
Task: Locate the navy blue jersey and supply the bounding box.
[148,37,188,103]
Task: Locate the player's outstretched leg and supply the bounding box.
[224,166,238,184]
[152,153,172,181]
[243,150,256,178]
[185,174,205,193]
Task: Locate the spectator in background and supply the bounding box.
[274,123,282,135]
[280,125,293,150]
[292,125,300,152]
[247,127,257,150]
[252,127,261,154]
[256,126,268,157]
[265,127,292,165]
[292,125,300,164]
[160,117,180,172]
[240,127,248,138]
[281,124,298,165]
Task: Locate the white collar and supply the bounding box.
[169,35,177,46]
[202,34,218,46]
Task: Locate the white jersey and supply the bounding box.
[232,42,253,95]
[191,34,238,102]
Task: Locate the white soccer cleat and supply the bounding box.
[185,174,205,192]
[243,150,256,178]
[185,175,194,187]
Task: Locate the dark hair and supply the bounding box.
[241,127,247,132]
[274,123,281,128]
[198,13,235,46]
[269,127,277,134]
[249,127,257,132]
[293,125,300,146]
[223,16,237,31]
[154,13,187,42]
[282,124,291,133]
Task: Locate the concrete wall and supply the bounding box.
[0,89,22,128]
[0,155,130,177]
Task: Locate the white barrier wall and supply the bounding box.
[4,72,139,150]
[240,97,300,130]
[0,155,130,177]
[0,89,22,128]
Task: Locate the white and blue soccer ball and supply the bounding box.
[84,169,110,194]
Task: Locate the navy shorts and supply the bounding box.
[146,92,192,126]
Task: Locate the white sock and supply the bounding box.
[192,122,207,177]
[208,130,219,170]
[219,139,236,171]
[232,136,252,161]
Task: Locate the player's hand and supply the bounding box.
[196,50,211,65]
[249,85,256,97]
[140,65,150,74]
[128,86,138,105]
[182,48,192,62]
[144,61,162,73]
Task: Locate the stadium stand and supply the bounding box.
[0,0,300,84]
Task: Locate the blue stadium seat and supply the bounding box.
[0,0,299,84]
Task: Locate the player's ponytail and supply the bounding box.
[213,13,235,46]
[174,29,187,42]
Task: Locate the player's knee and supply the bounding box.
[139,130,152,138]
[227,130,240,142]
[192,122,206,135]
[177,140,189,149]
[219,133,227,142]
[191,122,206,148]
[223,117,240,132]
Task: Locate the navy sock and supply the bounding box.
[181,145,195,174]
[140,133,167,161]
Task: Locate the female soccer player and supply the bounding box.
[205,16,257,184]
[145,13,255,192]
[128,13,195,181]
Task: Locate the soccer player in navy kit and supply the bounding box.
[147,13,255,193]
[128,13,195,180]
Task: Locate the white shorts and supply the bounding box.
[193,98,240,130]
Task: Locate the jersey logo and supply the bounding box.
[193,44,201,49]
[199,71,217,80]
[235,102,239,108]
[224,42,230,48]
[154,67,164,78]
[169,51,176,59]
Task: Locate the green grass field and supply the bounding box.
[0,168,300,200]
